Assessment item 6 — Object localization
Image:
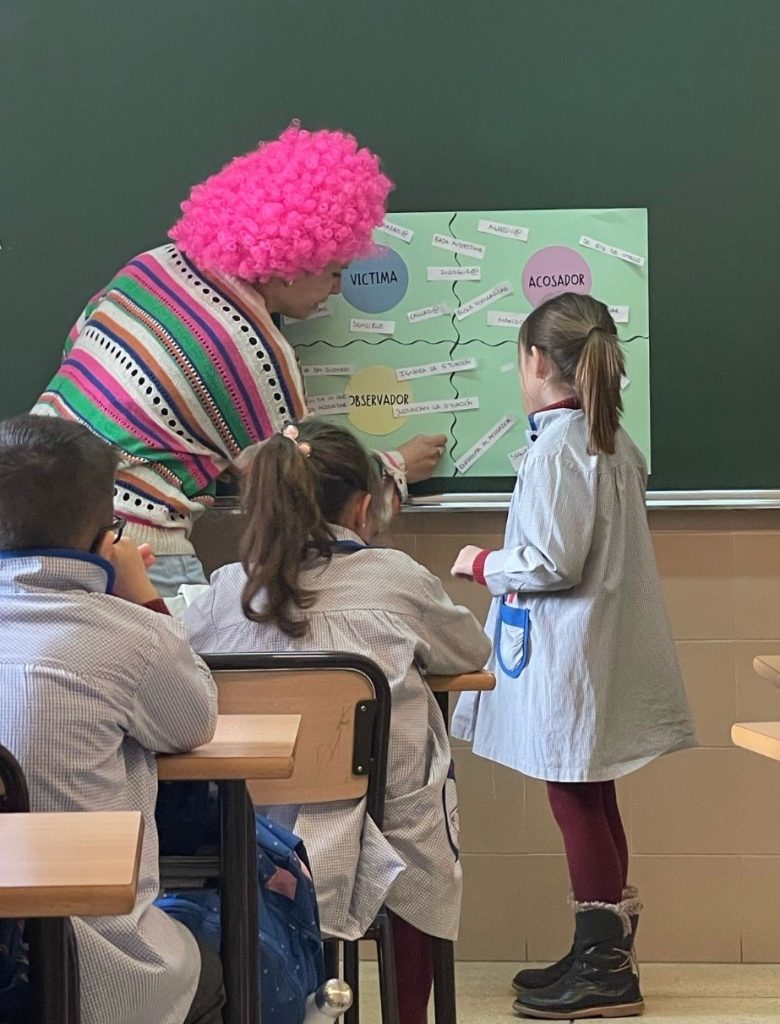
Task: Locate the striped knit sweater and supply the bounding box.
[33,244,362,554]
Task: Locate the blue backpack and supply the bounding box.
[0,919,29,1023]
[157,813,325,1024]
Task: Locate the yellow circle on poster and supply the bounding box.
[346,366,413,436]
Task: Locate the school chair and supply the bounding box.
[174,652,401,1024]
[0,743,81,1024]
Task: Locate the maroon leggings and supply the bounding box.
[546,780,628,904]
[390,913,433,1024]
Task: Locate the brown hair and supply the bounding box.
[519,292,625,455]
[0,415,117,550]
[240,418,382,637]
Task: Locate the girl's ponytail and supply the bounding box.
[239,418,382,637]
[575,326,625,455]
[520,292,625,456]
[240,432,323,637]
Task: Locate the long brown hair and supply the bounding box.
[519,292,625,455]
[240,418,382,637]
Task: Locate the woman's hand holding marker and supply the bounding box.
[398,434,448,484]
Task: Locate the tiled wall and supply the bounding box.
[192,507,780,963]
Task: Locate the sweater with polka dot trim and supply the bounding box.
[33,244,309,553]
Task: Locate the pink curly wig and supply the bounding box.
[169,125,393,282]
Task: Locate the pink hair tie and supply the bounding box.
[282,424,311,457]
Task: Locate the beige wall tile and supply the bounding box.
[454,747,525,855]
[740,857,780,962]
[414,532,501,621]
[403,511,507,536]
[734,534,780,639]
[631,856,742,961]
[735,642,780,722]
[626,749,743,855]
[524,779,564,855]
[457,855,526,961]
[523,855,573,962]
[652,533,734,639]
[676,642,736,747]
[738,750,780,855]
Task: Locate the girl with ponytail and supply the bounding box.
[450,292,695,1020]
[183,417,491,1024]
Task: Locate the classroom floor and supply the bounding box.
[357,963,780,1022]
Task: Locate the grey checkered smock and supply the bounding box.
[0,553,218,1024]
[183,527,492,940]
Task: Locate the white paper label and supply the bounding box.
[456,414,518,473]
[500,362,516,373]
[407,302,454,324]
[427,266,482,281]
[302,364,354,378]
[395,396,480,418]
[608,305,630,323]
[455,280,514,320]
[376,219,414,244]
[282,302,331,324]
[508,445,527,471]
[478,219,529,242]
[350,318,395,335]
[579,236,645,268]
[487,310,528,328]
[396,358,477,381]
[431,233,486,260]
[307,394,350,415]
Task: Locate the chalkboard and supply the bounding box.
[1,0,778,491]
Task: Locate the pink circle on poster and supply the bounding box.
[522,246,592,306]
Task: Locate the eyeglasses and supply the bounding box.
[90,517,127,554]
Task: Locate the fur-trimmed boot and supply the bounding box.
[512,887,640,994]
[512,897,643,1019]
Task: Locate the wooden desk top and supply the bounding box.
[732,722,780,762]
[157,714,301,781]
[0,811,143,918]
[427,671,496,693]
[753,656,780,688]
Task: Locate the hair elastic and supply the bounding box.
[282,424,311,457]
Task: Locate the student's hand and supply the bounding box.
[98,536,160,605]
[397,434,448,484]
[451,545,483,579]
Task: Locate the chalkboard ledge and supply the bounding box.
[403,490,780,512]
[210,490,780,515]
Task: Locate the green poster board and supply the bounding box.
[284,209,649,492]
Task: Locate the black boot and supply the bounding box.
[511,887,640,995]
[513,900,644,1019]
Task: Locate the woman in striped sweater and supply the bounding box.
[33,125,445,593]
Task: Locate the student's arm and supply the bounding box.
[408,567,493,674]
[128,623,218,754]
[453,453,598,596]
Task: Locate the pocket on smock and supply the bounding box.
[493,597,530,679]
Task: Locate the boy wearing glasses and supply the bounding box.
[0,415,223,1024]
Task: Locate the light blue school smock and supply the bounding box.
[451,407,696,783]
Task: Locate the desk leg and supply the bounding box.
[435,691,450,726]
[28,918,69,1024]
[220,781,260,1024]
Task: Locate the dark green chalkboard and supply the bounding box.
[1,0,778,490]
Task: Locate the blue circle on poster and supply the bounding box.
[342,245,409,313]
